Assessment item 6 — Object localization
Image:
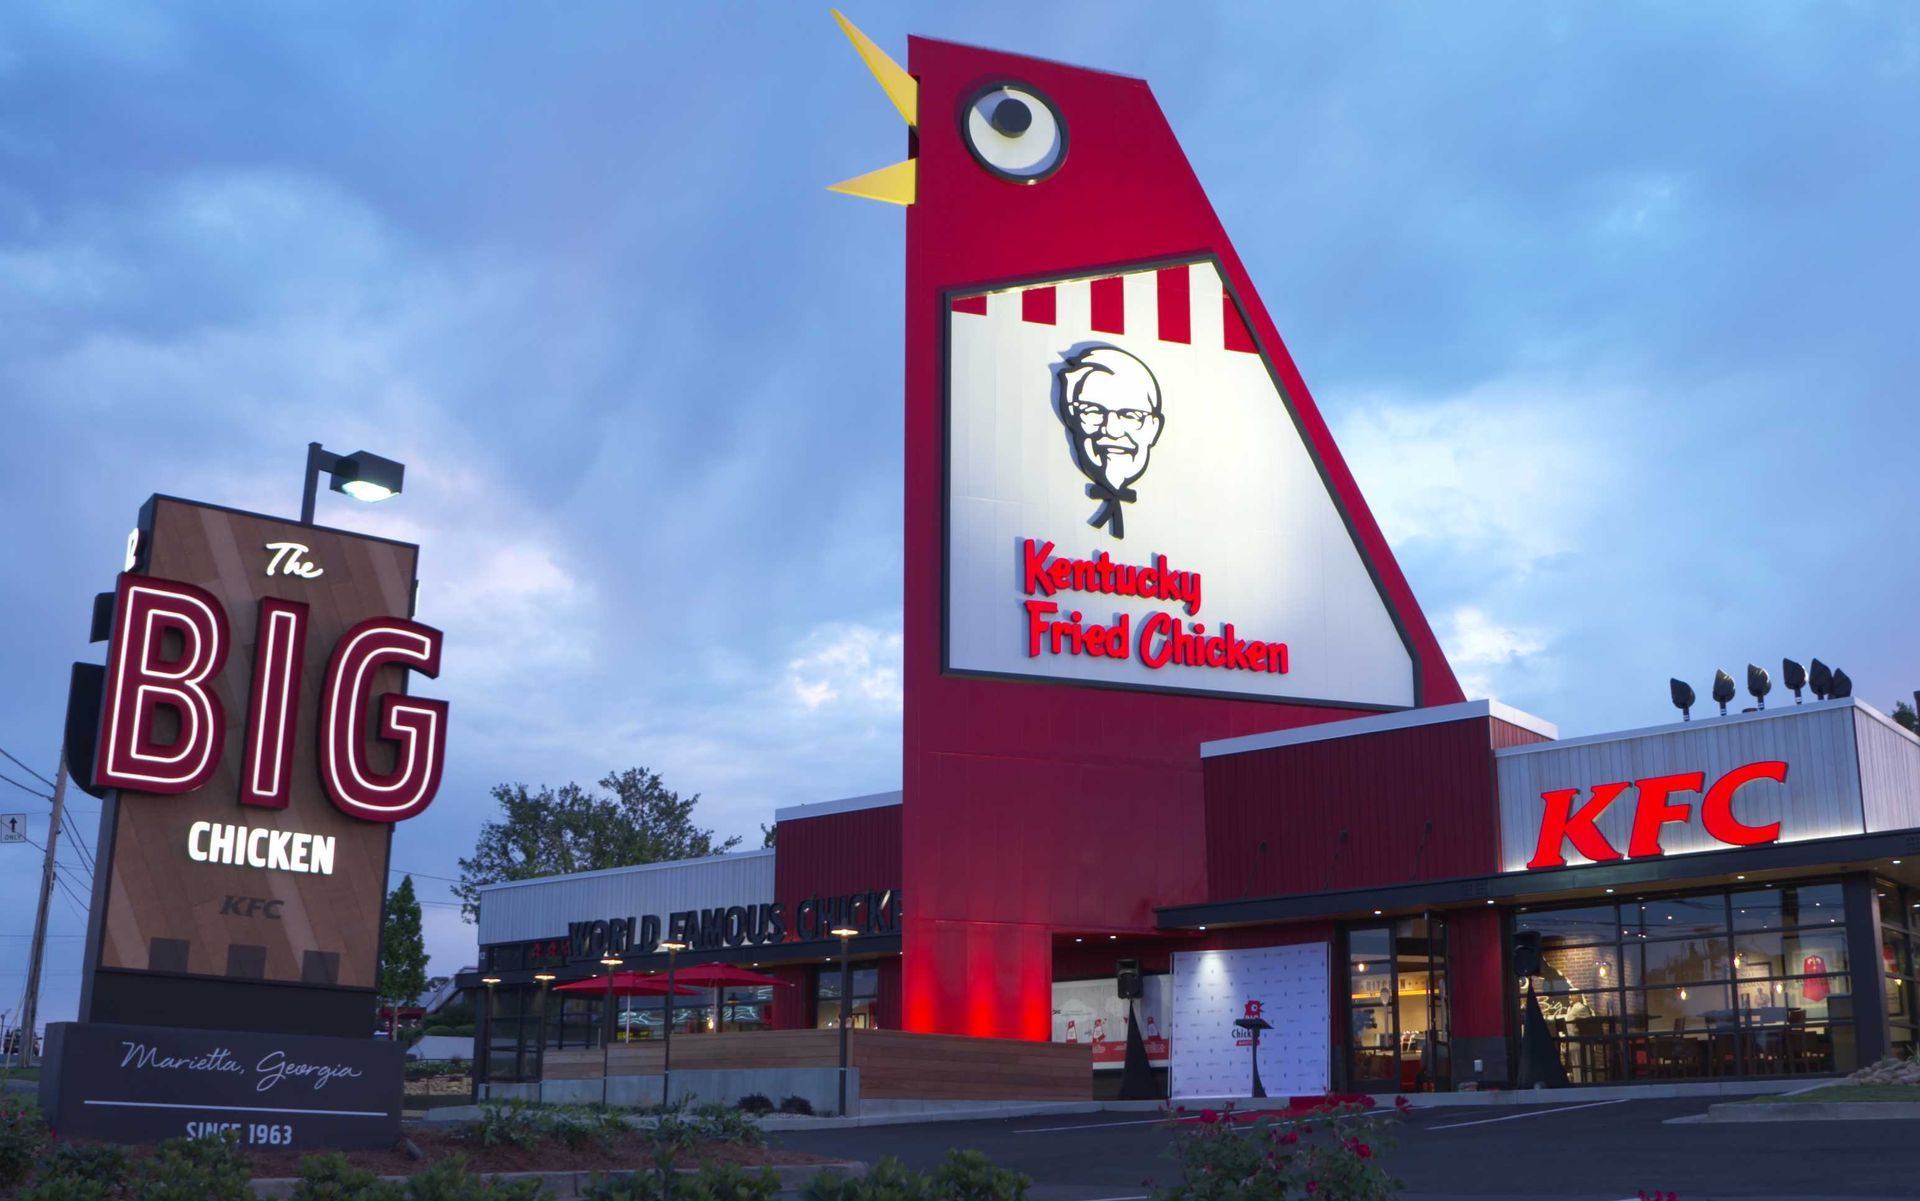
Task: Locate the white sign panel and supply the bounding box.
[1170,943,1329,1099]
[1051,974,1171,1070]
[945,260,1415,708]
[0,814,24,844]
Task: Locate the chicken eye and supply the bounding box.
[961,84,1066,183]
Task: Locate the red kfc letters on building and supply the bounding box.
[1526,761,1787,869]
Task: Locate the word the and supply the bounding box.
[188,822,337,875]
[262,542,324,579]
[1526,761,1786,869]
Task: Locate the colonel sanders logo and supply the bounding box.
[1053,343,1164,539]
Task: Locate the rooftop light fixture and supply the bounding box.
[1746,664,1771,710]
[1670,678,1696,722]
[1712,670,1736,716]
[1810,659,1833,701]
[1783,659,1807,704]
[1831,668,1853,699]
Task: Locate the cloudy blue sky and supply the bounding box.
[3,2,1917,1023]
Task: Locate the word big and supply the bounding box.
[93,573,447,823]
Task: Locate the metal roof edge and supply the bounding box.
[774,789,904,824]
[1495,697,1863,759]
[473,848,776,894]
[1199,699,1557,759]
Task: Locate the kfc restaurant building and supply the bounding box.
[466,28,1920,1100]
[466,694,1920,1098]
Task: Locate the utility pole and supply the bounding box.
[13,748,68,1070]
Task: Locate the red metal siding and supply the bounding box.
[1490,718,1552,751]
[1203,718,1504,901]
[774,804,903,915]
[1447,907,1507,1040]
[899,35,1465,1039]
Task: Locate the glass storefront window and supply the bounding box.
[1345,917,1449,1092]
[1731,882,1844,931]
[817,966,879,1030]
[1628,895,1726,937]
[1519,877,1858,1083]
[1514,904,1617,948]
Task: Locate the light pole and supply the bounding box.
[479,976,501,1100]
[532,972,555,1103]
[299,442,406,524]
[658,940,687,1108]
[830,925,860,1116]
[599,956,623,1108]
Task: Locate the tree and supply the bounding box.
[378,876,429,1022]
[761,822,777,848]
[453,768,741,921]
[1896,701,1918,734]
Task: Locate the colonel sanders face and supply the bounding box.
[1054,344,1164,539]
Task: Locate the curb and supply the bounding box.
[251,1160,865,1199]
[1684,1100,1920,1123]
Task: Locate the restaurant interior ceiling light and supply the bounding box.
[1670,678,1695,722]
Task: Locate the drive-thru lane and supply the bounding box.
[770,1097,1920,1200]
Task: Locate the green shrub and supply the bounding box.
[290,1152,403,1201]
[579,1172,677,1201]
[40,1143,131,1188]
[735,1094,773,1115]
[689,1162,779,1201]
[18,1176,117,1201]
[465,1100,545,1148]
[138,1132,253,1201]
[688,1103,764,1148]
[397,1155,545,1200]
[928,1150,1027,1201]
[0,1096,50,1187]
[802,1157,926,1201]
[776,1095,814,1116]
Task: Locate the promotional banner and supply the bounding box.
[945,260,1417,709]
[1050,975,1170,1070]
[40,1021,403,1150]
[1170,943,1329,1099]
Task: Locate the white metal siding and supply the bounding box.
[1496,702,1866,873]
[1855,706,1920,834]
[476,850,776,946]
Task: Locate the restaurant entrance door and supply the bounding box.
[1345,916,1451,1093]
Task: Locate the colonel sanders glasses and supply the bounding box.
[1067,400,1156,433]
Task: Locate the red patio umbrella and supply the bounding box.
[553,971,702,996]
[666,964,793,1034]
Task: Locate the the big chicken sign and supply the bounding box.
[76,495,446,1020]
[828,15,1460,1037]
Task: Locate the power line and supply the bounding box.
[0,746,54,791]
[391,867,463,885]
[0,771,52,802]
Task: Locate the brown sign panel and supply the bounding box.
[94,496,419,991]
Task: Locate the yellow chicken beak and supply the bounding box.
[828,10,917,205]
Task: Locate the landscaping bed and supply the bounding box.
[242,1126,831,1178]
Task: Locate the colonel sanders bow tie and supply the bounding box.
[1086,480,1137,539]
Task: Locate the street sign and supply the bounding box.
[0,814,24,844]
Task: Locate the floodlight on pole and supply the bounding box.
[658,939,688,1108]
[1747,663,1771,711]
[1783,659,1807,704]
[299,442,406,524]
[598,956,623,1107]
[1831,668,1853,699]
[1712,669,1736,717]
[831,925,860,1115]
[1810,659,1833,701]
[1670,678,1695,722]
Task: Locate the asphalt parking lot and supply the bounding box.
[771,1097,1920,1201]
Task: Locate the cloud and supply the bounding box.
[783,622,903,712]
[1437,606,1551,702]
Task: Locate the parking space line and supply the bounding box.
[1426,1098,1627,1130]
[1013,1116,1169,1134]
